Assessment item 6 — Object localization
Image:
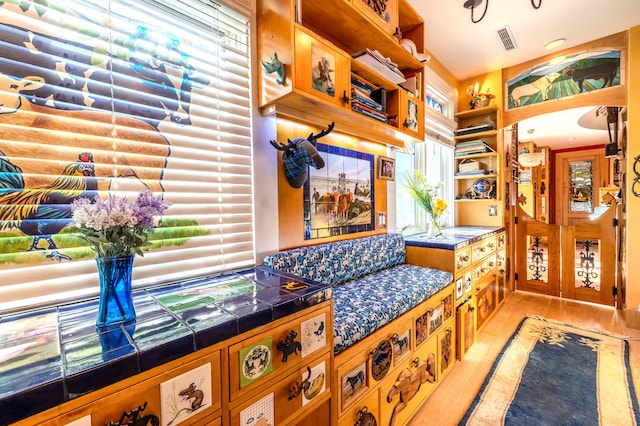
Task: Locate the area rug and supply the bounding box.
[461,316,640,425]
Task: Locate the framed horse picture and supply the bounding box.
[377,156,395,181]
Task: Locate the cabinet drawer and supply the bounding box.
[471,235,496,263]
[497,232,506,249]
[337,388,380,426]
[380,334,439,426]
[455,247,472,273]
[229,306,330,400]
[336,317,412,415]
[56,350,222,426]
[414,286,454,350]
[229,354,331,426]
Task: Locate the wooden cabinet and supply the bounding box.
[257,0,426,147]
[333,285,455,426]
[293,27,352,109]
[228,303,333,425]
[405,228,507,360]
[16,302,332,426]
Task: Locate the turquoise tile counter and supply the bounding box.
[0,267,332,425]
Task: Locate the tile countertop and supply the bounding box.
[0,266,332,425]
[404,226,505,250]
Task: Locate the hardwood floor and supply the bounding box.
[408,290,640,426]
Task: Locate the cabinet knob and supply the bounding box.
[278,330,301,363]
[288,366,311,400]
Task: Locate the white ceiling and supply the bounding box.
[408,0,640,150]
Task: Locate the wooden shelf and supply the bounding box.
[454,152,498,160]
[454,174,498,180]
[454,130,498,141]
[259,91,423,147]
[454,198,498,203]
[301,0,424,73]
[455,105,498,119]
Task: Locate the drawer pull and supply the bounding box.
[277,330,301,363]
[355,407,377,426]
[288,366,311,400]
[412,357,420,368]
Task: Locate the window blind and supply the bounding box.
[0,0,254,313]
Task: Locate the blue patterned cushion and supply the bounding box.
[263,234,406,287]
[332,264,453,354]
[263,234,453,354]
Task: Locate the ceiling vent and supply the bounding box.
[497,26,517,51]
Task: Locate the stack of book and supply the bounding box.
[351,75,388,123]
[352,49,406,84]
[454,140,495,157]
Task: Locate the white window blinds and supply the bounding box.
[0,0,254,313]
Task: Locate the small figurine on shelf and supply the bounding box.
[465,83,495,109]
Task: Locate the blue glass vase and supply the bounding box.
[96,255,136,327]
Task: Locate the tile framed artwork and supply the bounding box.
[304,143,374,239]
[239,337,273,389]
[160,363,212,426]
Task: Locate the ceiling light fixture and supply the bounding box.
[545,38,566,49]
[465,0,543,24]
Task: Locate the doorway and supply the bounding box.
[554,148,608,226]
[512,109,621,307]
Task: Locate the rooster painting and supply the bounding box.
[0,151,98,261]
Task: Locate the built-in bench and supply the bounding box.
[263,233,453,354]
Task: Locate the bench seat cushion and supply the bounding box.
[332,264,453,354]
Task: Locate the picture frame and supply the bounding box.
[377,156,395,181]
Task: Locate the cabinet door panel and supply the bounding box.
[380,335,438,426]
[294,27,351,109]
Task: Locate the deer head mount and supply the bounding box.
[270,122,335,188]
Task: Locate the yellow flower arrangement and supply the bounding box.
[403,170,447,236]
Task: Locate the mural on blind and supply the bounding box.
[304,144,374,239]
[0,1,244,267]
[507,50,621,109]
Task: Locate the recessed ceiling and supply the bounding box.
[408,0,640,150]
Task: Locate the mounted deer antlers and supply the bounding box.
[270,122,335,188]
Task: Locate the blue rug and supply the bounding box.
[461,316,640,425]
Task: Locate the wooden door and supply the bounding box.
[561,204,617,306]
[515,206,561,296]
[555,148,608,226]
[515,204,617,306]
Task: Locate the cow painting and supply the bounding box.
[507,50,621,109]
[563,60,619,92]
[509,72,561,107]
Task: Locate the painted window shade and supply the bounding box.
[0,0,254,313]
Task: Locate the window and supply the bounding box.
[396,83,455,231]
[0,0,253,313]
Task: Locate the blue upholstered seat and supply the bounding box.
[263,234,453,354]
